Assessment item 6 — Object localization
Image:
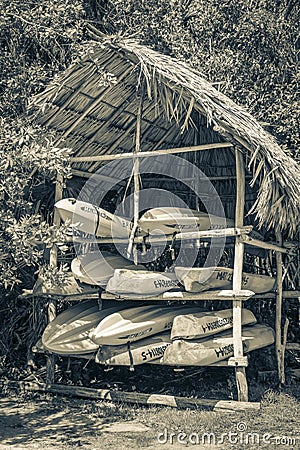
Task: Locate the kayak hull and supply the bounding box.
[171,308,257,340]
[42,300,134,355]
[106,269,179,296]
[71,251,144,286]
[175,266,275,294]
[138,207,234,235]
[96,332,172,366]
[89,305,205,346]
[55,198,133,237]
[161,324,275,366]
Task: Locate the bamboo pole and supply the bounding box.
[241,235,292,254]
[281,317,289,385]
[127,89,143,260]
[46,174,63,384]
[232,148,248,402]
[70,142,233,163]
[275,231,284,384]
[101,289,255,302]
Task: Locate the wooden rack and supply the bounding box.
[44,92,298,405]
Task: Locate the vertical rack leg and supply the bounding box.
[46,174,63,384]
[232,148,248,402]
[127,86,143,261]
[275,231,284,384]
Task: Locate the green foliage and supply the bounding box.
[0,0,88,295]
[99,0,299,152]
[0,118,72,290]
[0,0,86,116]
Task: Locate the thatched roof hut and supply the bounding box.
[32,28,300,238]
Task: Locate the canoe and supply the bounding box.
[42,299,134,355]
[161,324,275,366]
[55,198,134,238]
[175,266,276,293]
[71,251,145,286]
[89,304,205,346]
[171,308,257,340]
[106,269,180,296]
[96,332,171,366]
[138,207,234,235]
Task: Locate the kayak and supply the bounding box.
[89,304,205,346]
[171,308,257,340]
[106,269,180,296]
[42,299,134,355]
[71,251,145,286]
[138,207,234,235]
[55,198,134,238]
[175,266,276,293]
[161,324,275,366]
[96,332,171,366]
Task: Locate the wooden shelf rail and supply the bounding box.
[70,142,233,163]
[101,289,255,302]
[66,226,253,245]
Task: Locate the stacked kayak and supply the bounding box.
[106,269,180,296]
[138,206,234,235]
[96,332,172,366]
[41,302,275,368]
[93,308,274,367]
[71,251,145,287]
[160,324,275,366]
[55,198,135,238]
[89,304,203,346]
[175,266,276,294]
[55,200,233,238]
[41,299,134,355]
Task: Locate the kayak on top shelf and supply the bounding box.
[41,299,134,355]
[96,332,172,366]
[138,207,234,235]
[160,324,275,366]
[105,269,180,296]
[175,266,276,294]
[55,198,136,238]
[89,304,205,346]
[71,251,145,287]
[170,308,257,340]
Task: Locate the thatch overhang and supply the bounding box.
[32,30,300,238]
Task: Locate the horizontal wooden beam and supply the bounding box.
[67,226,253,245]
[101,289,255,302]
[71,170,252,182]
[70,142,233,163]
[71,169,126,186]
[240,235,293,254]
[253,290,300,299]
[1,380,260,411]
[285,343,300,351]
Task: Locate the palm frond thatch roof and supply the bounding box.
[32,29,300,237]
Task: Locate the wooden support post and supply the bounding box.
[46,174,63,384]
[232,148,248,402]
[127,89,143,261]
[275,231,284,384]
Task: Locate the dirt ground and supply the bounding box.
[0,395,156,450]
[0,384,299,449]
